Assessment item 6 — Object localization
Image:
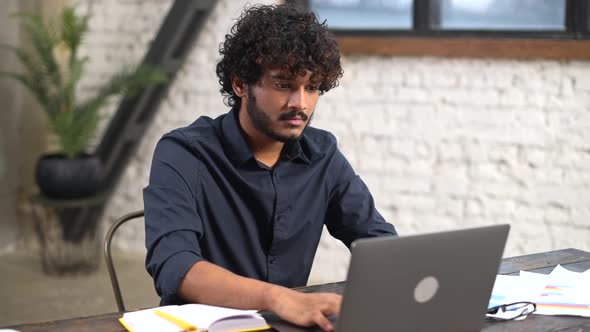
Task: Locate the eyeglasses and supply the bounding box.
[486,302,537,321]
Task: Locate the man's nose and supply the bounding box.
[288,87,308,111]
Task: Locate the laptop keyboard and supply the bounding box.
[295,281,345,295]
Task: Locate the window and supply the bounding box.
[311,0,413,30]
[288,0,590,59]
[434,0,566,31]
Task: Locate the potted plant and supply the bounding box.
[1,6,167,199]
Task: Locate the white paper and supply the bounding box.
[158,303,260,329]
[488,275,526,308]
[488,265,590,318]
[534,265,590,317]
[121,308,183,332]
[120,304,266,332]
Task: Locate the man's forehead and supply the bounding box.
[266,68,314,80]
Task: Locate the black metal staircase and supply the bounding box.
[65,0,217,241]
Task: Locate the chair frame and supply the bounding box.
[103,210,145,312]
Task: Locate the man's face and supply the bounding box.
[245,69,320,143]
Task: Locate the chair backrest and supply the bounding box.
[104,210,145,312]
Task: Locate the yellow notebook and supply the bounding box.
[120,304,271,332]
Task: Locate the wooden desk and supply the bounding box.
[8,248,590,332]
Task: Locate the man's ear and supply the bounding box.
[231,74,247,98]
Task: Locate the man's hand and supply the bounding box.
[267,287,342,331]
[179,261,341,331]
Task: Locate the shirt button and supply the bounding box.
[269,258,277,264]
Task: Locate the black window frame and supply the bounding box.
[288,0,590,40]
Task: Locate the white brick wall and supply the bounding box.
[79,0,590,284]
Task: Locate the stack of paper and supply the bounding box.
[120,303,270,332]
[489,264,590,317]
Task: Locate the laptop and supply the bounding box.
[269,224,510,332]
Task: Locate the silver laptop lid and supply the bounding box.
[337,224,510,332]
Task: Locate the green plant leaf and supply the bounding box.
[6,7,168,158]
[61,6,88,58]
[60,56,88,113]
[76,65,168,120]
[15,11,62,88]
[0,68,54,116]
[51,105,99,158]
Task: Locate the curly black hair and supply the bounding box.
[216,4,343,109]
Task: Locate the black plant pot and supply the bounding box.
[35,153,106,199]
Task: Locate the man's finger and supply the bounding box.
[313,311,334,331]
[320,295,342,316]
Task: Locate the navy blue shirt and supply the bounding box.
[143,109,397,305]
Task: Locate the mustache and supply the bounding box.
[279,110,309,121]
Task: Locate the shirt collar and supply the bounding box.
[221,108,312,167]
[282,139,311,164]
[221,108,254,167]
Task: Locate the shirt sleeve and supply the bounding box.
[143,135,205,305]
[325,148,398,248]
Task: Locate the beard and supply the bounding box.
[246,87,313,143]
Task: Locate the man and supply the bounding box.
[144,4,397,331]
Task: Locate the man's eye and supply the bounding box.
[275,82,290,89]
[307,86,319,92]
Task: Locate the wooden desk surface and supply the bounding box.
[8,248,590,332]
